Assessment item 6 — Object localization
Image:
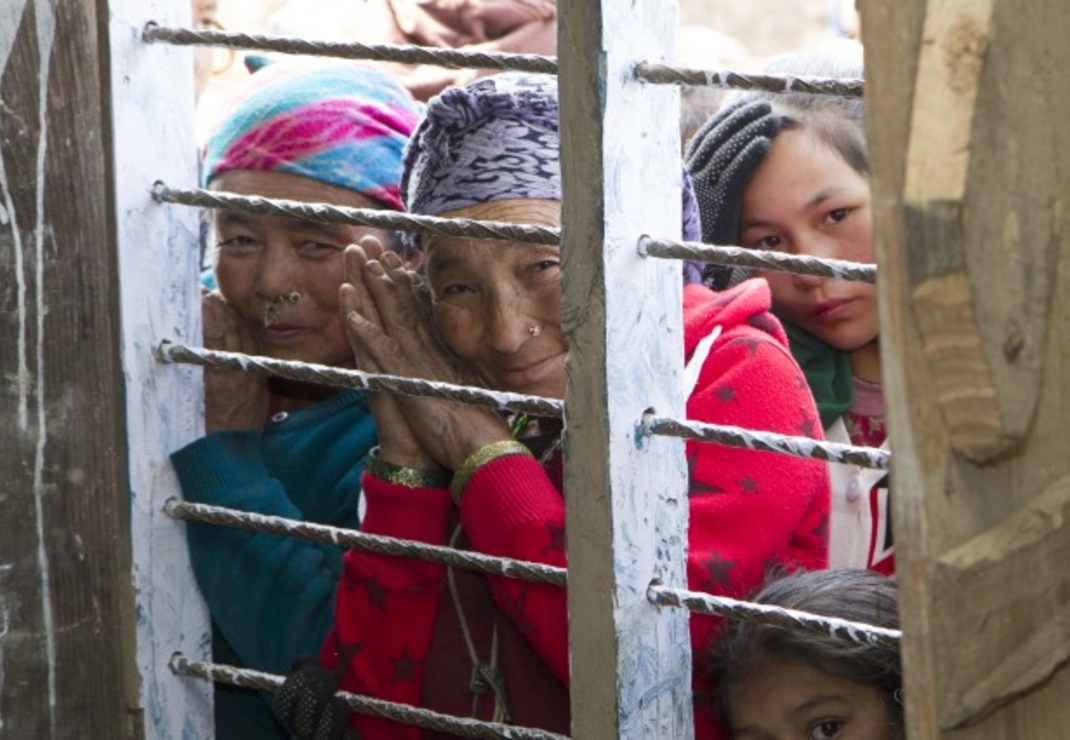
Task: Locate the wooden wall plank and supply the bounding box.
[558,0,693,736]
[0,0,139,735]
[864,0,1070,735]
[105,0,215,736]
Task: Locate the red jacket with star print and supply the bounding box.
[322,279,830,739]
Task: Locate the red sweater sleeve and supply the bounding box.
[458,453,571,682]
[685,321,830,738]
[323,473,453,740]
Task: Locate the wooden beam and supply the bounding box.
[865,0,1070,735]
[106,0,214,735]
[0,0,139,735]
[558,0,693,736]
[931,473,1070,727]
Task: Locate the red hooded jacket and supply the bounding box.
[323,280,829,738]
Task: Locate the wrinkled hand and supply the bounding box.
[272,658,356,740]
[685,100,782,288]
[341,237,439,471]
[202,290,269,433]
[342,240,509,471]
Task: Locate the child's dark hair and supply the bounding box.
[709,568,901,734]
[768,41,868,176]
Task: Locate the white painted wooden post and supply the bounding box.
[558,0,693,737]
[107,0,213,735]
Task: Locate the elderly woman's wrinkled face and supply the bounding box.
[426,199,568,400]
[212,170,394,367]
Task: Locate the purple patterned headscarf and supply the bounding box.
[401,72,702,269]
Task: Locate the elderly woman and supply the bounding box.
[169,60,422,738]
[317,73,828,739]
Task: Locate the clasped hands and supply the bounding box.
[341,237,510,474]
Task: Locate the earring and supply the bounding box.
[527,324,542,337]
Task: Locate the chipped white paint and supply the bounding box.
[0,563,12,731]
[31,2,58,733]
[107,0,213,735]
[558,0,692,736]
[0,0,30,431]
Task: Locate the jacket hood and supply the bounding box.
[683,278,788,358]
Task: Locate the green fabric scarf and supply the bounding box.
[784,322,854,430]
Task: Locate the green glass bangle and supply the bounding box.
[366,447,451,489]
[451,440,533,506]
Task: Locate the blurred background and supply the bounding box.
[193,0,860,141]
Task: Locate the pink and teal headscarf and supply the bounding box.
[202,61,424,210]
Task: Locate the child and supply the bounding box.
[708,569,902,740]
[686,41,893,575]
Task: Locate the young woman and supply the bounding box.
[708,569,902,740]
[687,42,893,575]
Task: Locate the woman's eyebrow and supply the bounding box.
[215,210,252,227]
[426,254,461,275]
[805,187,846,210]
[790,694,849,717]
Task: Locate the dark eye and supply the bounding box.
[217,235,256,250]
[439,282,475,296]
[827,208,851,223]
[533,259,560,272]
[299,241,342,256]
[809,719,844,740]
[754,235,781,250]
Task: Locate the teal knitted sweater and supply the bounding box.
[171,389,375,739]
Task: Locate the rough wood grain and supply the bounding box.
[902,0,1053,464]
[558,0,693,736]
[0,0,139,735]
[932,473,1070,728]
[865,0,1070,735]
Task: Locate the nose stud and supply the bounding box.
[527,324,542,337]
[263,290,302,327]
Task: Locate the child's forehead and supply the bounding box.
[728,660,890,734]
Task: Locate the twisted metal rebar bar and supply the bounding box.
[143,24,558,74]
[152,184,561,245]
[634,62,864,97]
[643,414,890,470]
[647,584,900,650]
[170,654,570,739]
[158,341,564,418]
[166,500,568,587]
[639,236,877,283]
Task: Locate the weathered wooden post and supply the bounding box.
[106,0,214,735]
[866,0,1070,736]
[558,0,693,736]
[0,0,212,736]
[0,0,143,735]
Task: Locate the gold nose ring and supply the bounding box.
[263,291,302,327]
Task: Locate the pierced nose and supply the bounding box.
[263,290,302,327]
[527,324,542,337]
